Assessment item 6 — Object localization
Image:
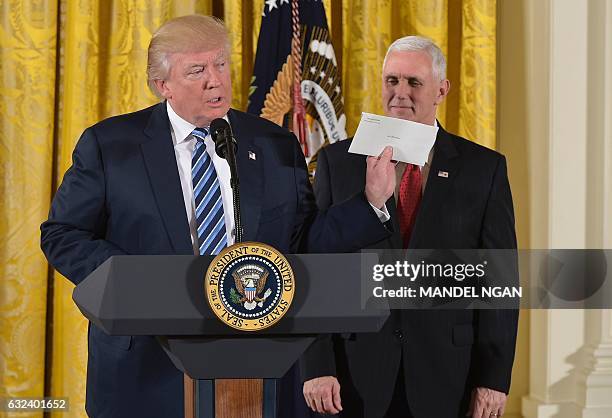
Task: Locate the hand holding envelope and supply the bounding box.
[349,112,438,166]
[364,146,396,209]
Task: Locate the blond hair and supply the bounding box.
[147,15,230,97]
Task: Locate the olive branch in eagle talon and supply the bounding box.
[229,288,242,304]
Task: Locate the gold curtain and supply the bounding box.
[0,1,497,417]
[0,2,58,418]
[341,0,496,147]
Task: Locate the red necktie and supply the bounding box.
[397,164,422,247]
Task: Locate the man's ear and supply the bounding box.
[435,79,450,105]
[153,79,171,99]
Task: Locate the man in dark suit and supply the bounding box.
[40,15,396,418]
[301,36,518,418]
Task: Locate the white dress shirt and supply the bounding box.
[166,102,235,254]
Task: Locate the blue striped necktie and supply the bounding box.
[191,127,227,255]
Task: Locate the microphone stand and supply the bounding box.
[224,134,242,244]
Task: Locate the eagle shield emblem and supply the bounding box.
[205,242,295,331]
[231,264,272,310]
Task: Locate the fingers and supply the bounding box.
[332,380,343,412]
[378,146,393,164]
[367,146,394,165]
[471,395,488,418]
[366,146,394,167]
[491,398,506,417]
[472,398,485,418]
[321,390,340,415]
[303,377,342,415]
[470,388,506,418]
[379,147,396,180]
[313,394,325,414]
[366,155,377,172]
[303,381,318,412]
[303,384,311,410]
[490,390,507,417]
[365,146,396,209]
[306,386,324,414]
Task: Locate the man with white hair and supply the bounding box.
[301,36,518,418]
[41,15,396,418]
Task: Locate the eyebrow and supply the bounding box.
[183,52,227,70]
[185,64,204,73]
[384,74,424,83]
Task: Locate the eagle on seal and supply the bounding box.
[232,265,269,304]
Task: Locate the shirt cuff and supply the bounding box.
[369,202,391,223]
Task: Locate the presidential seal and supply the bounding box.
[205,242,295,331]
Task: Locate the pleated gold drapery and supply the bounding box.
[0,1,497,417]
[0,3,58,418]
[340,0,497,144]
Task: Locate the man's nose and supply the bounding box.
[204,68,221,89]
[394,80,411,99]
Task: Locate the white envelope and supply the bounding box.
[348,112,438,166]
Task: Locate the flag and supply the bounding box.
[248,0,347,174]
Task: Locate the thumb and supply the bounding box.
[379,146,393,162]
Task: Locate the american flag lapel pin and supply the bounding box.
[249,151,256,160]
[438,170,449,178]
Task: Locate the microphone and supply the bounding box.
[209,118,242,243]
[210,118,237,160]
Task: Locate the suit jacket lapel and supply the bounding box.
[228,109,264,242]
[141,102,193,254]
[409,126,460,248]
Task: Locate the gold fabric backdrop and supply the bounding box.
[0,1,496,417]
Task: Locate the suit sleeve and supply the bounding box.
[291,138,390,254]
[298,146,338,381]
[474,155,519,393]
[40,128,126,285]
[313,146,333,210]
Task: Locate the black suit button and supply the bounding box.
[394,329,403,340]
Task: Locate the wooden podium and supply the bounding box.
[73,253,388,417]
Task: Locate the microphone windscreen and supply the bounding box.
[210,118,233,159]
[210,118,232,141]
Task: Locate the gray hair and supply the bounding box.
[383,36,447,81]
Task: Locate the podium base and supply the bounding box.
[185,376,277,418]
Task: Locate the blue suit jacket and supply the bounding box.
[41,102,389,418]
